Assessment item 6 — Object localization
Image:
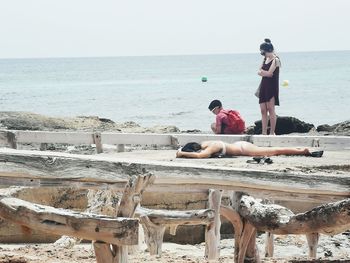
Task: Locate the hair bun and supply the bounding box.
[264,38,271,43]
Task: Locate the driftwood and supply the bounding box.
[94,174,155,263]
[136,206,215,256]
[205,189,222,261]
[0,196,138,246]
[55,188,121,248]
[225,192,350,263]
[0,149,348,204]
[139,215,166,255]
[238,195,350,235]
[136,207,215,225]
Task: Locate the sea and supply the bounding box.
[0,51,349,131]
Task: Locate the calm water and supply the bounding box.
[0,51,349,131]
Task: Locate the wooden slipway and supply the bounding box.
[0,148,348,203]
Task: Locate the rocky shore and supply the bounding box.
[0,111,349,136]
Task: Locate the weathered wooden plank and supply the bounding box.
[1,130,349,150]
[0,149,348,203]
[0,197,139,245]
[136,207,214,225]
[103,133,172,146]
[15,131,94,144]
[238,194,350,235]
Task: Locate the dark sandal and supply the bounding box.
[247,157,273,164]
[307,150,324,158]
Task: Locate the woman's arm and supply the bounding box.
[258,58,278,77]
[176,147,217,158]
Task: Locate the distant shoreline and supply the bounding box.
[1,49,350,61]
[0,111,348,136]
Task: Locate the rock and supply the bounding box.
[246,125,255,135]
[147,125,180,133]
[252,116,315,135]
[333,120,350,136]
[317,120,350,136]
[0,112,180,134]
[317,124,334,132]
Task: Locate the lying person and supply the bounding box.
[176,141,323,158]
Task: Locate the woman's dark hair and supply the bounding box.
[181,142,202,152]
[260,38,274,53]
[208,100,222,111]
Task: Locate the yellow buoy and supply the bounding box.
[282,80,289,87]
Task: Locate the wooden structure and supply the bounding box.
[0,131,349,262]
[1,130,350,153]
[0,196,138,246]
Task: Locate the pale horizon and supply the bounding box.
[1,0,350,59]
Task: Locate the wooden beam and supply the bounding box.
[136,207,215,225]
[139,215,166,256]
[238,194,350,235]
[0,149,348,203]
[14,131,94,144]
[0,197,138,246]
[205,189,222,261]
[102,133,172,146]
[94,174,154,263]
[1,130,349,150]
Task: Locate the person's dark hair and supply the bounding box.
[208,100,222,111]
[181,142,202,152]
[260,38,274,53]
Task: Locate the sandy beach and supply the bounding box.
[0,233,349,263]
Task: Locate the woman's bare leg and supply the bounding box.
[267,97,277,135]
[240,142,309,157]
[260,103,268,135]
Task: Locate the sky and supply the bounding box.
[1,0,350,58]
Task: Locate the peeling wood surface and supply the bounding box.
[0,197,138,246]
[238,195,350,235]
[0,149,348,203]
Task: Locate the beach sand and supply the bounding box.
[0,233,349,263]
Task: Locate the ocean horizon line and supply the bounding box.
[1,49,350,61]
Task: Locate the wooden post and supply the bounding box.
[117,144,125,152]
[7,131,17,149]
[136,207,214,255]
[93,132,103,154]
[231,192,260,263]
[265,232,274,258]
[306,233,319,258]
[93,174,155,263]
[262,199,274,258]
[140,215,166,255]
[220,205,243,263]
[40,143,48,151]
[205,189,222,261]
[245,228,260,263]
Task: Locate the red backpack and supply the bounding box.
[221,110,246,134]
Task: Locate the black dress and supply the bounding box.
[259,58,280,105]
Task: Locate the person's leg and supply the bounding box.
[211,123,216,133]
[239,142,309,157]
[260,103,268,135]
[267,97,277,135]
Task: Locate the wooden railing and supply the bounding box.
[1,130,350,154]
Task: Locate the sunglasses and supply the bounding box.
[211,106,219,113]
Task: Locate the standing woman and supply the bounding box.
[258,38,281,135]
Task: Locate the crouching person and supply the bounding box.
[208,99,245,134]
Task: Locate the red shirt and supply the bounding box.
[215,109,244,134]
